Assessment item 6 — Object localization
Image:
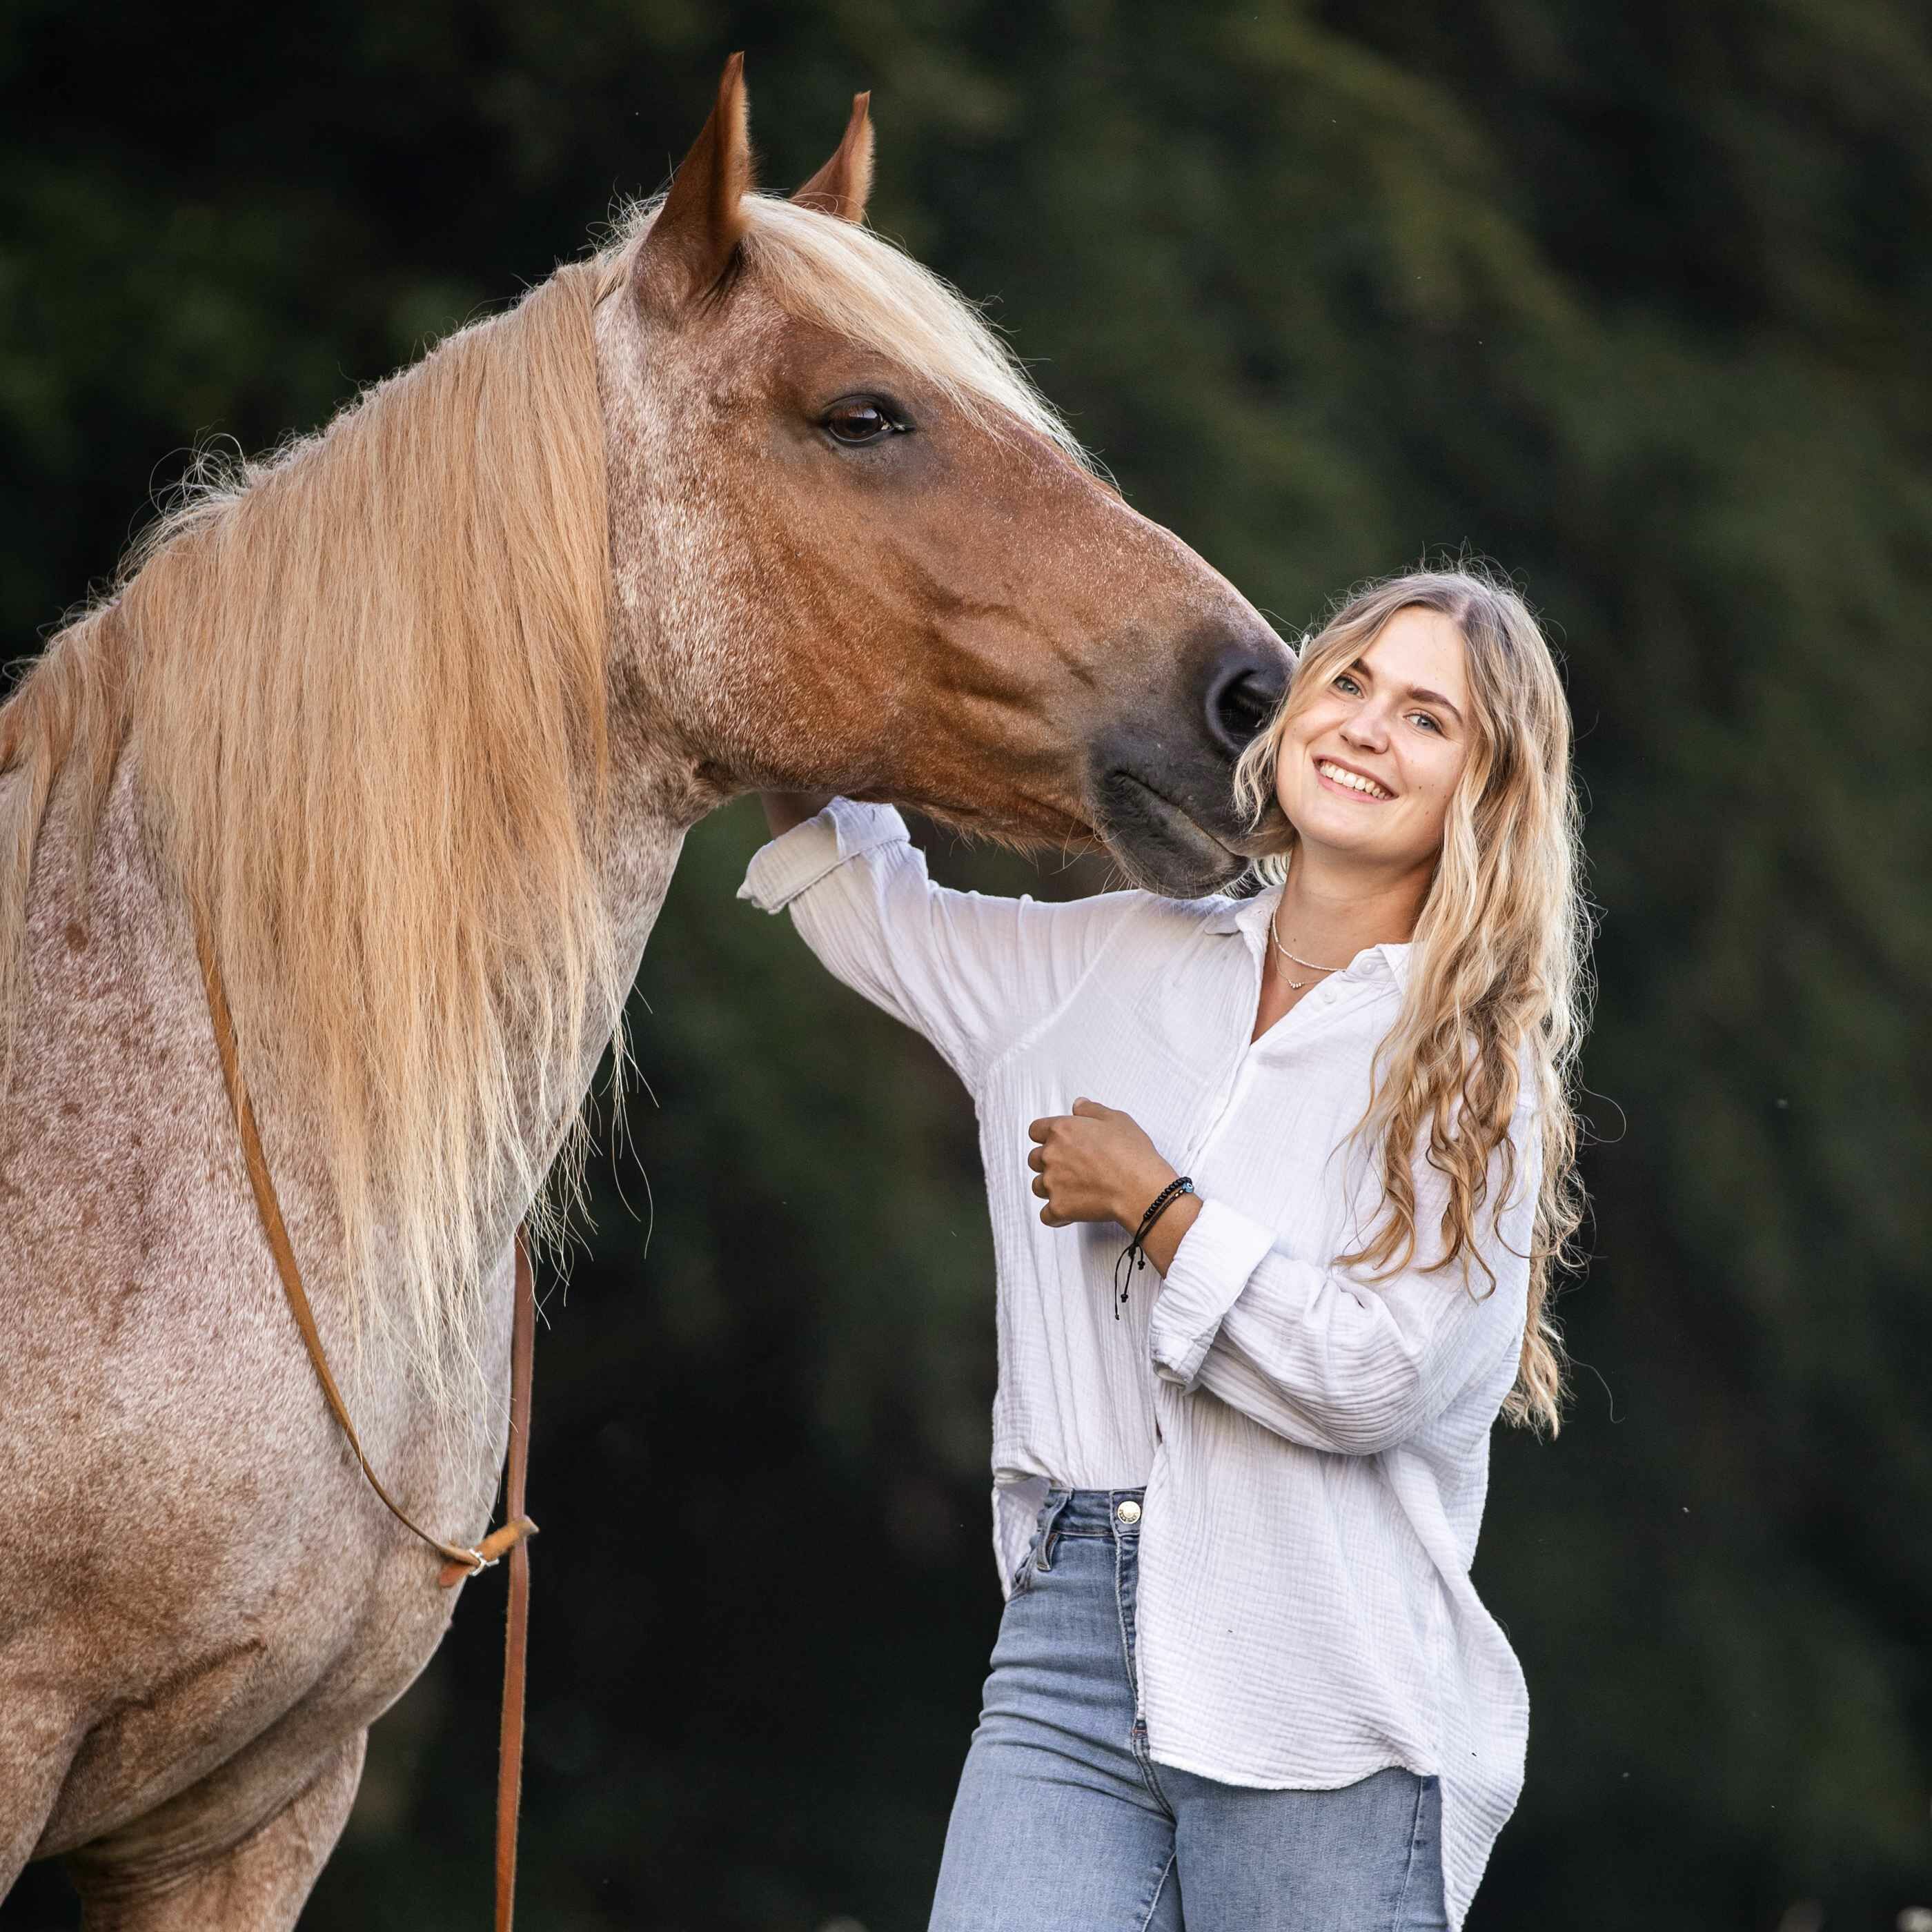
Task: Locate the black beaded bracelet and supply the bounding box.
[1114,1176,1196,1319]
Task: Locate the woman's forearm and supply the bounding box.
[760,790,836,838]
[1139,1190,1204,1276]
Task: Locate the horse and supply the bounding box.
[0,57,1288,1927]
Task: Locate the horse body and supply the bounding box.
[4,753,691,1919]
[0,760,475,1891]
[1,61,1290,1924]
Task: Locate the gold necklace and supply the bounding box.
[1268,908,1346,990]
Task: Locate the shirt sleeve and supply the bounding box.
[738,798,1136,1090]
[1147,1110,1539,1455]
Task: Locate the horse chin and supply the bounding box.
[1091,771,1250,899]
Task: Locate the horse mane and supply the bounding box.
[0,193,1079,1413]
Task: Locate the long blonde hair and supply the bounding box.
[1233,564,1591,1432]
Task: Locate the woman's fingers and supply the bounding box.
[1032,1102,1118,1142]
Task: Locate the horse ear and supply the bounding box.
[631,52,755,311]
[791,92,873,223]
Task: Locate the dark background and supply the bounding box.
[3,3,1929,1929]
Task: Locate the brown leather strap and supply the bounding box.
[194,915,539,1928]
[493,1234,536,1931]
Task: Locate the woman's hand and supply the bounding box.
[1027,1099,1176,1230]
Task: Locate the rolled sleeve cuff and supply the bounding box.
[737,799,911,914]
[1147,1197,1279,1389]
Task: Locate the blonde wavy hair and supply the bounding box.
[1233,564,1591,1433]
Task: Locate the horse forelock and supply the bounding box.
[610,192,1093,469]
[0,256,625,1417]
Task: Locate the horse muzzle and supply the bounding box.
[1086,630,1290,897]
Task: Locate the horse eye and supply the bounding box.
[822,400,903,446]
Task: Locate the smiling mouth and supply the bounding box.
[1314,757,1395,802]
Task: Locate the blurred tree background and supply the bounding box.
[3,1,1929,1928]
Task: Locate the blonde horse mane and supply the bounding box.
[0,195,1078,1413]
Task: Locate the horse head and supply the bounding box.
[601,56,1290,896]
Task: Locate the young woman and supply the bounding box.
[742,566,1589,1931]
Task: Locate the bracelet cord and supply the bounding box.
[1113,1176,1196,1320]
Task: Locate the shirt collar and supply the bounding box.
[1205,883,1412,992]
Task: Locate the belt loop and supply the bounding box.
[1033,1489,1071,1575]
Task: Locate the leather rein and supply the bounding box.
[195,920,539,1932]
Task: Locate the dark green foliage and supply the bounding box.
[2,3,1927,1927]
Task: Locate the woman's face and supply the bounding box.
[1275,606,1476,874]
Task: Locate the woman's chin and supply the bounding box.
[1287,811,1406,868]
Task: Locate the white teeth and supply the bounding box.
[1317,760,1391,800]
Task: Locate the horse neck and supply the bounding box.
[537,745,691,1163]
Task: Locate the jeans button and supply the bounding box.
[1116,1499,1142,1526]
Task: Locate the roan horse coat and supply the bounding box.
[0,60,1288,1926]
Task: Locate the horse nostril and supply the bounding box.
[1206,660,1286,754]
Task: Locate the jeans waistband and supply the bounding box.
[1040,1486,1147,1537]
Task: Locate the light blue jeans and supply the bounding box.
[928,1489,1449,1932]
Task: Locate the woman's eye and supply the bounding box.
[1334,673,1363,696]
[1410,712,1441,733]
[822,400,906,446]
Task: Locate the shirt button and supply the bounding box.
[1116,1499,1142,1526]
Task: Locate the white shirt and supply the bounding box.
[739,800,1535,1928]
